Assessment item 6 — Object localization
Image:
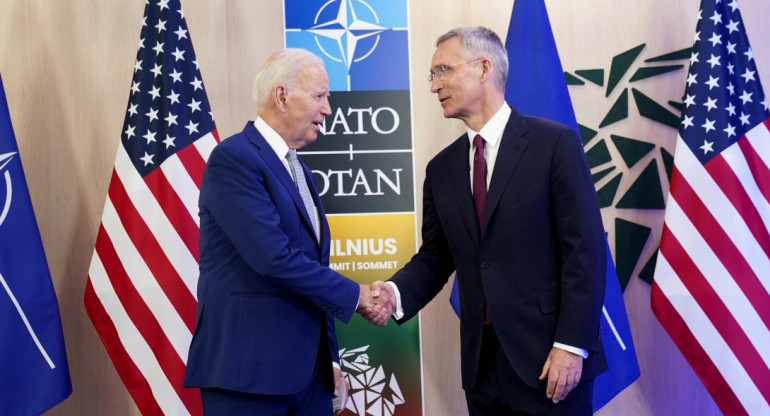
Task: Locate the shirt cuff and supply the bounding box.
[553,342,588,358]
[332,361,340,370]
[385,282,404,320]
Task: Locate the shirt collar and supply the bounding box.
[255,117,290,159]
[466,102,511,149]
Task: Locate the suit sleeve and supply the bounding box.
[202,142,360,323]
[549,127,606,352]
[390,164,456,322]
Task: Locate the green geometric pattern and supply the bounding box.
[585,139,613,168]
[567,44,691,291]
[616,160,665,209]
[600,88,629,128]
[607,44,645,96]
[575,69,605,86]
[629,65,684,82]
[615,218,652,290]
[632,88,681,128]
[597,173,622,208]
[611,135,655,168]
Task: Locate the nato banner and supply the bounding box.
[0,73,72,415]
[285,1,421,415]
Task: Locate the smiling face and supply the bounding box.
[429,36,484,124]
[284,63,332,149]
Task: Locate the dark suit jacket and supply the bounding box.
[391,107,608,390]
[184,122,360,395]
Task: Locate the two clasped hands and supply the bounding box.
[356,281,396,326]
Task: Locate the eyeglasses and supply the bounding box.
[428,58,481,82]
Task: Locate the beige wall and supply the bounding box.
[1,0,768,414]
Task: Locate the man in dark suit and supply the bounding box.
[369,27,608,415]
[184,49,390,415]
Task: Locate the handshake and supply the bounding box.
[356,281,397,326]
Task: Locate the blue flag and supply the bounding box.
[450,0,640,410]
[0,73,72,415]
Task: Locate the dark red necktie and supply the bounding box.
[472,134,487,233]
[472,134,492,324]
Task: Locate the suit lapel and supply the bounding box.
[242,123,320,247]
[446,135,481,243]
[483,109,529,234]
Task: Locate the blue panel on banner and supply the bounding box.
[285,0,409,91]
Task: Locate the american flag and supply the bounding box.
[84,0,217,414]
[651,0,770,414]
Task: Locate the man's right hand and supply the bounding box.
[356,282,396,326]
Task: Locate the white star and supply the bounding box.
[726,102,736,116]
[706,76,720,90]
[142,16,147,27]
[175,26,188,40]
[185,120,199,135]
[151,63,163,78]
[209,111,215,121]
[143,130,156,144]
[169,69,183,83]
[131,81,141,95]
[158,0,170,10]
[172,47,185,62]
[140,152,154,166]
[700,140,714,154]
[307,0,386,70]
[694,30,701,42]
[165,112,178,126]
[155,19,167,33]
[127,103,138,117]
[153,41,164,56]
[726,42,736,55]
[707,54,721,69]
[703,97,718,111]
[745,48,754,62]
[163,134,176,148]
[193,59,199,70]
[709,10,722,26]
[138,38,145,49]
[146,108,159,122]
[727,62,735,75]
[148,85,161,100]
[762,97,768,111]
[168,90,181,104]
[707,32,722,47]
[684,94,696,107]
[682,115,694,129]
[687,72,698,86]
[728,0,738,11]
[741,68,756,83]
[690,51,699,65]
[723,124,736,138]
[726,19,740,34]
[178,8,185,19]
[134,59,142,73]
[190,77,203,91]
[124,124,136,139]
[727,82,735,95]
[702,118,716,133]
[739,90,753,105]
[739,112,751,125]
[188,98,202,113]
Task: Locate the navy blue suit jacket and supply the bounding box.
[391,108,608,390]
[184,122,360,395]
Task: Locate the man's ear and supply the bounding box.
[479,58,493,84]
[274,85,289,112]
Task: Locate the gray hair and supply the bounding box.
[253,48,324,109]
[436,27,508,90]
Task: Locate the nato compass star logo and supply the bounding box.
[339,345,405,416]
[285,0,410,91]
[0,152,16,227]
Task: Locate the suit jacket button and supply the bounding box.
[481,262,489,269]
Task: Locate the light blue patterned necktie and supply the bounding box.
[287,149,319,241]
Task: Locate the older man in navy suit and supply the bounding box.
[367,27,608,415]
[184,49,389,415]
